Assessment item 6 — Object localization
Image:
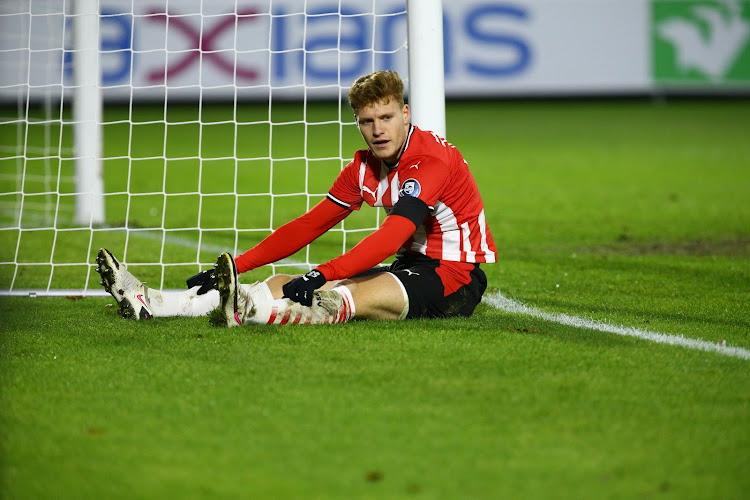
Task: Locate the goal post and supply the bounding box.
[72,0,105,226]
[0,0,446,297]
[407,0,446,138]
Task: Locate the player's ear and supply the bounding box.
[403,104,410,124]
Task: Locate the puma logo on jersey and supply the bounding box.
[408,161,422,170]
[362,185,378,198]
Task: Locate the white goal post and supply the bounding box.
[0,0,445,297]
[72,0,105,226]
[407,0,446,138]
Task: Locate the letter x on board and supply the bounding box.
[146,9,260,82]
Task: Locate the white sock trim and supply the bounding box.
[332,284,356,320]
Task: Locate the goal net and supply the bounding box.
[0,0,443,296]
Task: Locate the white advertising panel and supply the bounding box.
[443,1,651,94]
[1,0,748,101]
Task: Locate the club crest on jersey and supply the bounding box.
[399,178,421,198]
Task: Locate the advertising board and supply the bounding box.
[1,0,748,101]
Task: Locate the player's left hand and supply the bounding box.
[186,267,218,295]
[282,269,327,306]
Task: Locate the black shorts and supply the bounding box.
[353,253,488,319]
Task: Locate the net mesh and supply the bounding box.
[0,0,408,295]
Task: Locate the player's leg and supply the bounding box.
[386,257,487,319]
[97,248,268,319]
[213,255,406,326]
[212,254,353,326]
[263,271,407,320]
[263,273,343,295]
[151,281,273,318]
[336,272,408,320]
[212,254,485,326]
[289,253,487,320]
[96,248,156,319]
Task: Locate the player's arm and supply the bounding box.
[242,157,362,272]
[187,198,350,293]
[234,198,351,273]
[319,196,429,279]
[282,196,430,304]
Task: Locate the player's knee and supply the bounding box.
[265,274,298,299]
[265,273,296,283]
[335,278,357,292]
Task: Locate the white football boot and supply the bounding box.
[212,252,252,327]
[96,248,154,320]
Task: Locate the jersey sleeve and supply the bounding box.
[316,213,417,281]
[234,198,350,274]
[327,152,365,211]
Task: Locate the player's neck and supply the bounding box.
[382,124,411,169]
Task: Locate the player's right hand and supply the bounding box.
[186,267,217,295]
[282,269,327,306]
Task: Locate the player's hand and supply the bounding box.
[282,269,327,306]
[186,267,218,295]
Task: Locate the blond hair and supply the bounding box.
[348,70,405,115]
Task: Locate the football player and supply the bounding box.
[97,70,496,325]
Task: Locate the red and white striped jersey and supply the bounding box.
[328,125,497,264]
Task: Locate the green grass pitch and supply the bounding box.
[1,98,750,498]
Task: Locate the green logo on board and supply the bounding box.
[652,0,750,84]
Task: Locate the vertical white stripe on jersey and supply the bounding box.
[461,222,476,263]
[433,201,461,260]
[477,209,496,263]
[390,172,400,206]
[358,160,367,194]
[374,162,390,207]
[409,224,428,254]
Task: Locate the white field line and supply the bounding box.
[7,227,747,359]
[483,291,750,361]
[0,231,313,297]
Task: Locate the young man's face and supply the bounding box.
[356,99,410,164]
